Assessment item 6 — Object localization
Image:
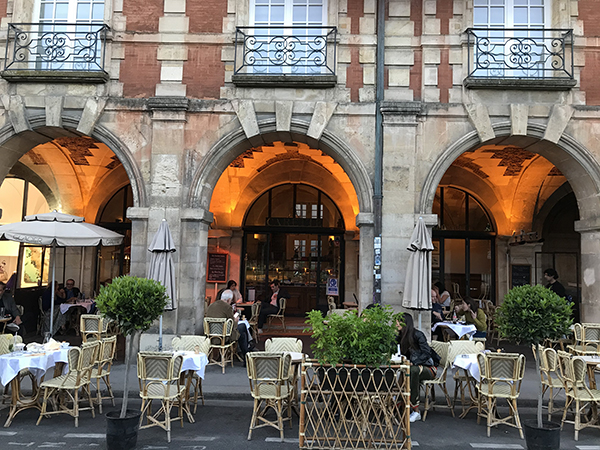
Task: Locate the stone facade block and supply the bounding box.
[422,87,440,102]
[384,49,414,65]
[164,0,186,14]
[510,104,529,136]
[423,48,441,64]
[388,68,410,86]
[544,104,574,143]
[158,16,189,33]
[424,0,436,15]
[389,0,410,17]
[423,18,441,35]
[77,96,107,136]
[449,48,462,65]
[465,103,495,142]
[157,45,188,61]
[155,83,187,97]
[307,101,337,140]
[45,96,63,128]
[385,20,414,36]
[338,47,351,64]
[160,64,184,82]
[359,17,375,35]
[364,0,375,14]
[423,66,438,85]
[359,47,376,64]
[363,65,375,85]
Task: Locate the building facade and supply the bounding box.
[0,0,599,341]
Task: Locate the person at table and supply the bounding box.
[454,296,487,338]
[42,281,67,335]
[64,279,81,302]
[205,289,250,362]
[397,313,440,423]
[544,268,566,298]
[433,281,451,308]
[257,279,289,334]
[217,280,243,304]
[0,281,23,334]
[431,289,445,341]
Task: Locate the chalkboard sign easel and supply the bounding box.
[207,253,228,283]
[511,264,531,288]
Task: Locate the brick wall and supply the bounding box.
[411,0,422,37]
[581,50,600,105]
[123,0,162,32]
[182,45,224,99]
[346,47,363,103]
[347,0,364,35]
[188,0,227,34]
[438,48,452,103]
[436,0,452,35]
[410,48,422,100]
[579,0,600,37]
[120,44,161,98]
[0,0,7,19]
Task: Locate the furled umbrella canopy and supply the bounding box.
[147,219,177,350]
[402,216,434,329]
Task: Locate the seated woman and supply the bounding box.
[397,313,440,423]
[433,281,451,308]
[454,296,487,338]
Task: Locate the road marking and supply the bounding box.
[63,433,104,439]
[6,444,34,448]
[470,445,523,449]
[37,444,66,449]
[174,436,217,441]
[265,437,299,443]
[577,447,600,450]
[0,431,18,436]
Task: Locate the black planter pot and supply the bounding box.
[523,420,561,450]
[106,409,141,450]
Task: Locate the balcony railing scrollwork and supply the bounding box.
[2,23,109,82]
[465,28,575,90]
[233,26,337,87]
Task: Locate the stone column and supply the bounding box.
[356,213,375,309]
[180,208,213,335]
[575,221,600,323]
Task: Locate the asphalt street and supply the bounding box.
[1,398,600,450]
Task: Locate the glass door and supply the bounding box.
[244,233,269,303]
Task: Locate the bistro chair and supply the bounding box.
[422,340,454,421]
[264,337,303,353]
[246,352,293,441]
[0,334,22,354]
[557,350,600,440]
[171,335,210,412]
[448,340,485,416]
[137,352,187,443]
[568,323,600,356]
[37,341,100,427]
[533,345,565,421]
[476,352,526,439]
[91,335,117,414]
[248,302,261,343]
[204,317,236,374]
[80,314,104,342]
[267,297,287,331]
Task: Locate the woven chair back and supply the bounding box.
[264,337,303,353]
[247,352,291,383]
[278,298,287,314]
[250,302,261,320]
[172,335,210,354]
[431,340,450,367]
[0,334,22,355]
[204,318,233,339]
[99,335,117,365]
[573,323,583,343]
[448,340,484,363]
[138,352,178,381]
[582,323,600,343]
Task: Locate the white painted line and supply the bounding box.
[470,445,523,449]
[37,445,66,449]
[265,437,300,443]
[0,431,18,436]
[6,444,34,448]
[577,447,600,450]
[412,442,419,447]
[174,436,217,441]
[63,433,104,439]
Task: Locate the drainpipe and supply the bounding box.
[373,0,386,303]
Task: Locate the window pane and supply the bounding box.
[441,188,466,231]
[255,5,268,22]
[489,6,504,24]
[530,7,544,24]
[244,191,269,226]
[474,8,488,25]
[513,7,528,24]
[271,185,293,218]
[55,3,69,19]
[77,3,90,20]
[92,4,104,20]
[308,5,322,22]
[41,3,54,19]
[271,5,284,22]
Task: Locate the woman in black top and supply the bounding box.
[397,313,439,422]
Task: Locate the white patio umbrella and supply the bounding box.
[147,219,177,351]
[402,216,434,330]
[0,210,123,335]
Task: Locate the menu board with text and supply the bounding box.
[207,253,228,283]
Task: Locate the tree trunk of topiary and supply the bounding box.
[120,333,135,418]
[535,343,543,429]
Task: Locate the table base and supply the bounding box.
[4,371,43,427]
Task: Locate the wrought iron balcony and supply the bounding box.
[232,26,337,87]
[2,23,109,82]
[465,28,575,90]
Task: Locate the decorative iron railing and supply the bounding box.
[3,23,109,72]
[466,28,574,79]
[234,26,337,76]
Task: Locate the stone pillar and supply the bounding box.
[575,221,600,323]
[180,208,213,335]
[127,207,150,278]
[357,213,375,309]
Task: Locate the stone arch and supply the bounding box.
[0,115,146,209]
[188,119,373,215]
[419,122,600,223]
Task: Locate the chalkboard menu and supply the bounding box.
[511,264,531,288]
[207,253,228,283]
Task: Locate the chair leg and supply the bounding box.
[36,388,50,425]
[487,396,492,437]
[277,399,284,442]
[574,399,580,441]
[105,375,115,406]
[547,386,553,421]
[248,398,259,440]
[512,398,523,439]
[74,388,79,427]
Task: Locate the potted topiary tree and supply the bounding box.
[95,275,168,450]
[495,284,572,450]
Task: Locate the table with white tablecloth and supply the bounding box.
[59,300,95,314]
[175,351,209,380]
[452,353,482,382]
[432,321,477,340]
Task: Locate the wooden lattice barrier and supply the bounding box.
[299,360,411,449]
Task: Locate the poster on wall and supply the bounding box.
[326,277,339,296]
[511,264,531,288]
[207,253,228,283]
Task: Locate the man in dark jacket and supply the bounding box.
[257,279,289,333]
[205,289,249,361]
[0,281,23,333]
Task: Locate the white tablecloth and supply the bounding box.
[0,347,70,386]
[59,300,95,315]
[175,351,209,380]
[453,353,481,381]
[432,322,477,340]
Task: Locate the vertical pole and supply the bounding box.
[158,315,163,351]
[49,243,56,335]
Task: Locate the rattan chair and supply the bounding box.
[557,350,600,440]
[448,340,485,416]
[568,323,600,356]
[37,341,100,427]
[248,302,261,342]
[264,337,303,353]
[246,352,293,441]
[171,335,210,412]
[267,297,287,331]
[137,352,188,443]
[204,317,236,374]
[0,334,22,354]
[476,352,526,439]
[533,345,565,421]
[422,340,454,421]
[80,314,114,342]
[91,335,117,414]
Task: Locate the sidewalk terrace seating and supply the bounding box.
[204,317,236,374]
[423,340,454,421]
[172,335,211,412]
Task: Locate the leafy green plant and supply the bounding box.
[96,276,168,418]
[495,284,572,428]
[305,306,403,366]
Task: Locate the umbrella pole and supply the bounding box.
[49,243,56,337]
[158,315,163,351]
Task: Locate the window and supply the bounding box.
[474,0,548,29]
